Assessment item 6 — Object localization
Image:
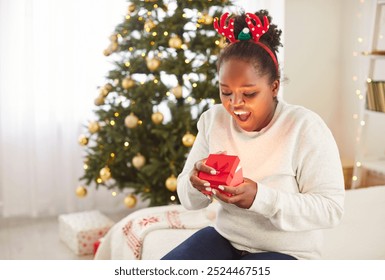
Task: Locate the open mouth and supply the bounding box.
[234,111,251,122]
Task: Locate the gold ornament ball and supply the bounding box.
[218,37,227,49]
[128,4,136,13]
[132,153,146,169]
[78,134,89,146]
[99,86,109,97]
[144,19,156,31]
[94,95,105,106]
[109,34,118,42]
[103,49,111,56]
[109,42,119,52]
[171,85,183,98]
[99,166,112,182]
[124,194,137,208]
[151,112,164,124]
[122,77,135,89]
[75,186,87,198]
[182,132,196,147]
[202,14,214,25]
[104,83,113,91]
[168,35,183,49]
[146,57,161,71]
[88,121,100,134]
[124,113,139,128]
[165,175,177,192]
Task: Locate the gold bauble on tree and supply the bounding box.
[128,3,136,13]
[88,121,100,134]
[144,19,156,32]
[146,57,161,71]
[202,13,214,25]
[165,175,177,192]
[168,35,183,49]
[109,34,118,42]
[99,166,112,182]
[122,77,135,89]
[99,87,109,97]
[104,83,113,92]
[75,186,87,198]
[171,85,183,98]
[109,42,119,52]
[124,194,137,208]
[132,153,146,169]
[182,132,196,147]
[151,112,164,124]
[124,113,139,128]
[94,95,105,106]
[78,134,89,146]
[217,37,227,49]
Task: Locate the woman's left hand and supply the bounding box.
[212,178,258,209]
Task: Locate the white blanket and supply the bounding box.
[95,203,217,260]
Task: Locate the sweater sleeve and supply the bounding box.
[177,113,212,210]
[249,119,345,232]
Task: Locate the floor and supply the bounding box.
[0,212,127,260]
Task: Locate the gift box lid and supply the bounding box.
[58,210,114,231]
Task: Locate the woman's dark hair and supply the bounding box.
[216,10,282,83]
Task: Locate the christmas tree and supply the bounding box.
[78,0,233,207]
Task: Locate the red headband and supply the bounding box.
[213,12,279,74]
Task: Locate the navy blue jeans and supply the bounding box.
[161,226,296,260]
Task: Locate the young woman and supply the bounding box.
[162,10,345,260]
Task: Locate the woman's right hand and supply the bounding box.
[188,151,225,196]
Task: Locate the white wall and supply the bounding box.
[283,0,377,164]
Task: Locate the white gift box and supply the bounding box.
[59,210,114,255]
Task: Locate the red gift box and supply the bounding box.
[198,154,243,196]
[93,237,104,255]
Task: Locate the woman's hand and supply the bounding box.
[189,158,218,197]
[189,151,226,198]
[213,178,258,209]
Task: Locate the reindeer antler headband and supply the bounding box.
[213,12,278,73]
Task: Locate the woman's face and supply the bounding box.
[219,59,279,132]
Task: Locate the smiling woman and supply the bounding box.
[219,60,279,132]
[0,0,127,217]
[162,10,345,260]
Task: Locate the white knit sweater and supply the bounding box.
[177,100,345,259]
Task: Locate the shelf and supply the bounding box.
[362,51,385,59]
[364,109,385,116]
